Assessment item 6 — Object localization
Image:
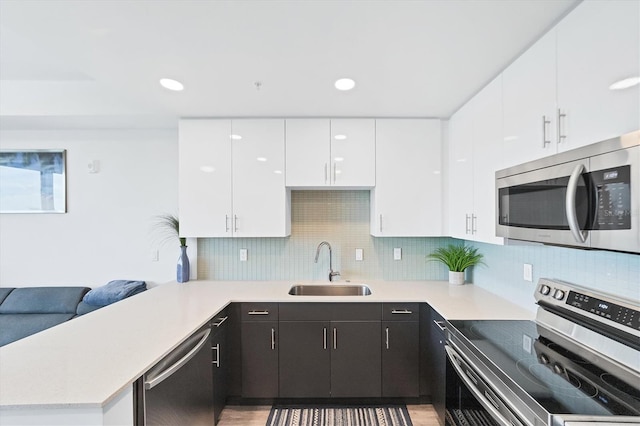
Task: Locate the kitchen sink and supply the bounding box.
[288,284,372,296]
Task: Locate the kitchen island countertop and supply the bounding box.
[0,280,534,412]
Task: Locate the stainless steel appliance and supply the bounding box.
[135,325,214,425]
[445,278,639,426]
[495,131,639,253]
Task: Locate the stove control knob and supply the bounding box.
[553,363,564,375]
[540,285,551,295]
[553,289,566,300]
[539,353,550,364]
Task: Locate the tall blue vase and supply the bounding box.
[177,246,190,283]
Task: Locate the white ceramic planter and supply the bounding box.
[449,271,465,285]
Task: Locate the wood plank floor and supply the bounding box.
[218,404,439,426]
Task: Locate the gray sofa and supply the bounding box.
[0,287,100,347]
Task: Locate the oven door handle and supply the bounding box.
[565,163,588,244]
[445,345,512,426]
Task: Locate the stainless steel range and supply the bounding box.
[445,278,639,426]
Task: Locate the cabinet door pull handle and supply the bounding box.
[213,316,228,327]
[557,109,567,144]
[225,215,230,232]
[324,163,328,184]
[391,309,412,314]
[542,115,551,147]
[333,327,337,350]
[465,214,471,234]
[433,320,446,332]
[379,214,383,233]
[234,215,239,232]
[471,214,477,234]
[212,343,220,367]
[385,327,389,350]
[248,310,269,315]
[271,328,276,350]
[333,163,337,183]
[323,327,327,350]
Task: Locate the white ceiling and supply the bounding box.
[0,0,580,130]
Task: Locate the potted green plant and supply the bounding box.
[427,244,484,285]
[155,214,189,283]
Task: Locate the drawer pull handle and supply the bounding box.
[333,328,337,350]
[248,310,270,315]
[391,309,412,314]
[213,316,228,327]
[323,327,327,350]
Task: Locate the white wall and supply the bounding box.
[0,129,180,288]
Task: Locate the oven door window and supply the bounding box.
[499,175,591,230]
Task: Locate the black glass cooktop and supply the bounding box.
[447,320,640,418]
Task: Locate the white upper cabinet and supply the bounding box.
[502,0,639,167]
[471,76,504,245]
[448,99,475,240]
[330,119,376,187]
[556,0,640,151]
[502,30,557,166]
[231,120,290,237]
[285,119,330,187]
[179,119,233,237]
[371,119,442,237]
[285,118,375,188]
[448,76,504,245]
[179,119,290,238]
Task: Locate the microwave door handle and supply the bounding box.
[566,163,588,243]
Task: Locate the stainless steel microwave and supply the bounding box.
[496,131,639,253]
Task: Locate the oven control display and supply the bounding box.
[567,291,639,331]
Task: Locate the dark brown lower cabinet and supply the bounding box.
[279,321,331,397]
[382,321,419,397]
[211,314,228,425]
[240,321,278,398]
[330,321,382,398]
[429,307,447,426]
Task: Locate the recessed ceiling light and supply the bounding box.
[503,135,518,142]
[159,78,184,91]
[256,157,267,162]
[334,157,344,162]
[334,134,347,140]
[230,134,242,140]
[335,78,355,91]
[200,166,215,173]
[273,170,283,174]
[609,76,640,90]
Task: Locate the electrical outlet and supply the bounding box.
[522,334,532,354]
[393,248,402,260]
[523,263,533,282]
[355,248,363,261]
[150,250,159,262]
[240,249,248,262]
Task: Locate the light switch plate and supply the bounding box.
[240,249,248,262]
[355,248,363,261]
[393,248,402,260]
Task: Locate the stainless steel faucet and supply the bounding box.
[314,241,340,282]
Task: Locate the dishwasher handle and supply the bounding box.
[144,327,211,390]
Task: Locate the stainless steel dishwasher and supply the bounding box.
[135,324,213,425]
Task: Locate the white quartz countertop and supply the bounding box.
[0,280,533,409]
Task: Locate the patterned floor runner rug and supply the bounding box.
[266,405,413,426]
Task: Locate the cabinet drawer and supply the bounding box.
[240,303,278,321]
[382,303,419,321]
[279,303,332,321]
[331,303,381,321]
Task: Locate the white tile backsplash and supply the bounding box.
[197,190,639,313]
